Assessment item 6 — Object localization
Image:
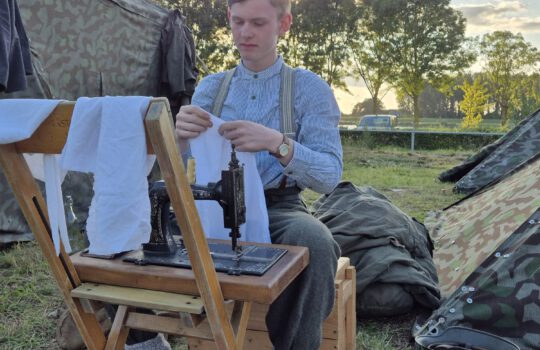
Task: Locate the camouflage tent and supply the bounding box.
[0,0,197,243]
[439,108,540,194]
[415,154,540,349]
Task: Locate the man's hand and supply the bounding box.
[175,105,213,152]
[218,120,282,153]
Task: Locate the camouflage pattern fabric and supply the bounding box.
[438,109,539,184]
[1,0,196,243]
[439,108,540,194]
[418,209,540,350]
[425,155,540,297]
[12,0,168,100]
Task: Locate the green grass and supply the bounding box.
[0,144,472,350]
[0,242,64,350]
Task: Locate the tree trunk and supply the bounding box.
[372,91,379,114]
[413,94,421,127]
[501,104,509,127]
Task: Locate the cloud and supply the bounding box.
[453,1,540,33]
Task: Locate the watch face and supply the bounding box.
[278,143,289,157]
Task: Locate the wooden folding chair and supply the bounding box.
[0,98,309,350]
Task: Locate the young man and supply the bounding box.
[175,0,342,348]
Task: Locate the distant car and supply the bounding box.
[357,115,398,130]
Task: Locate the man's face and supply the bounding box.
[228,0,291,71]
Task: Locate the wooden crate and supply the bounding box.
[188,257,356,350]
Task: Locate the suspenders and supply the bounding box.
[210,64,297,139]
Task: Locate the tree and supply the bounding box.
[512,72,540,121]
[480,31,540,126]
[351,98,385,116]
[350,4,394,114]
[281,0,361,89]
[365,0,475,126]
[460,78,490,129]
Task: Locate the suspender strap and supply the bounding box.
[211,64,296,138]
[211,68,236,117]
[280,64,296,138]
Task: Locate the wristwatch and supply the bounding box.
[272,134,290,158]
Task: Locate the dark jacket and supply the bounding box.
[312,181,441,317]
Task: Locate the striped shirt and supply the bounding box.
[192,56,342,194]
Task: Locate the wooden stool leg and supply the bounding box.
[231,301,252,348]
[105,305,131,350]
[345,267,356,350]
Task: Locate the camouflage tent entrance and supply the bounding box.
[1,0,197,243]
[415,154,540,349]
[439,108,540,194]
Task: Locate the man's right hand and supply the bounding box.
[175,105,213,152]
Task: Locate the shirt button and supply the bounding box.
[251,96,256,100]
[254,74,258,79]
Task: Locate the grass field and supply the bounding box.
[0,143,472,350]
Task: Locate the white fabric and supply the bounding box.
[0,99,62,143]
[0,98,69,255]
[190,115,270,243]
[43,155,71,254]
[60,96,155,255]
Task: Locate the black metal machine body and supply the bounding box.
[123,148,286,276]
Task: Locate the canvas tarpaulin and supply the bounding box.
[439,108,540,194]
[0,0,197,243]
[417,154,540,350]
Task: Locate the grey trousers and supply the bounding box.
[265,194,340,350]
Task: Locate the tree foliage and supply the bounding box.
[460,78,490,129]
[480,31,540,126]
[350,4,394,114]
[281,0,361,89]
[351,98,385,116]
[512,72,540,121]
[364,0,475,125]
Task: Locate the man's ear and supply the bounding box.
[227,8,232,24]
[279,13,292,36]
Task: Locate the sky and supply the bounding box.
[334,0,540,114]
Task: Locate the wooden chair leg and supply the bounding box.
[105,305,131,350]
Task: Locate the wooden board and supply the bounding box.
[71,240,308,305]
[71,283,205,314]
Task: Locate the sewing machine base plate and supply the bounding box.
[123,242,287,276]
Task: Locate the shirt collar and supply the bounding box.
[237,56,283,80]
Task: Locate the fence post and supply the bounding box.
[410,130,415,152]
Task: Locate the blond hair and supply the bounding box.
[227,0,291,17]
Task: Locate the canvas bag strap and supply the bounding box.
[211,68,236,117]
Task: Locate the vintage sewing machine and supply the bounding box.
[123,148,286,276]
